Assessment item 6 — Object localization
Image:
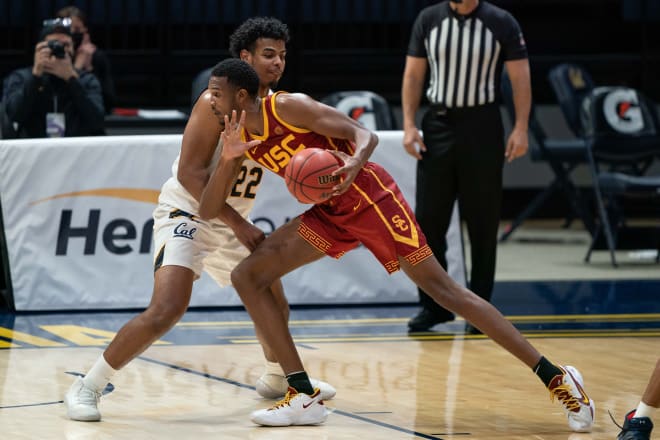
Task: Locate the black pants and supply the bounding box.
[416,103,504,314]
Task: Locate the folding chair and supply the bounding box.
[580,86,660,266]
[548,63,595,137]
[321,90,396,130]
[498,70,593,241]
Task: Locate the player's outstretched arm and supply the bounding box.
[198,110,261,221]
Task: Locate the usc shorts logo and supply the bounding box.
[391,215,409,232]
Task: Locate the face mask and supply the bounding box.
[71,32,84,50]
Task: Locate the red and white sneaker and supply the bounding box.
[548,365,595,432]
[250,387,328,426]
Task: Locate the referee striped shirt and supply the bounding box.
[408,1,527,108]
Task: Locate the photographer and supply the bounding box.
[57,6,116,114]
[2,18,104,138]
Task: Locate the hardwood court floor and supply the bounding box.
[1,220,659,439]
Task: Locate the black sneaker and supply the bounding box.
[407,308,454,332]
[617,410,653,440]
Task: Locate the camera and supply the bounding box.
[47,40,66,59]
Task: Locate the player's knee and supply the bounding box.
[145,303,186,334]
[231,261,270,292]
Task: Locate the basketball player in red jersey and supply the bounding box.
[198,58,595,431]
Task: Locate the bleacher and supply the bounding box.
[0,0,658,109]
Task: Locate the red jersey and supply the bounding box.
[243,92,355,177]
[242,91,431,273]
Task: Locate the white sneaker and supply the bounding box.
[64,377,102,421]
[548,365,595,432]
[255,374,336,400]
[251,387,328,426]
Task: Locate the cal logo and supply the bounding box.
[173,222,197,240]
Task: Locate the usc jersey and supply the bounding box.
[243,91,355,177]
[241,91,432,273]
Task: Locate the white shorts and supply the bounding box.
[152,203,250,287]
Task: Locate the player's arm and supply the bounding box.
[177,92,245,225]
[275,93,378,195]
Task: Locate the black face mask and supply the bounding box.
[71,32,84,50]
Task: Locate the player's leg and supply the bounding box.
[64,265,195,421]
[231,217,330,426]
[255,279,336,401]
[399,255,595,432]
[65,206,204,422]
[617,358,659,439]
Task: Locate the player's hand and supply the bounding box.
[234,221,266,252]
[505,126,529,163]
[220,110,261,159]
[403,126,426,160]
[327,150,360,196]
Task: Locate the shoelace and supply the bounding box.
[608,410,625,430]
[76,384,101,406]
[269,390,295,410]
[550,383,580,412]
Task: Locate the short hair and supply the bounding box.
[228,16,289,58]
[211,59,260,98]
[56,6,88,27]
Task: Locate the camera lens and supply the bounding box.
[47,40,66,59]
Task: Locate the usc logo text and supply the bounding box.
[391,215,409,232]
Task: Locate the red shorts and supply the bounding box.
[298,162,432,273]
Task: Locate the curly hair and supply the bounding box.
[228,17,289,58]
[211,59,260,98]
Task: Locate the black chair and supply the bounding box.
[190,66,213,110]
[580,86,660,266]
[548,63,595,138]
[498,70,593,241]
[321,90,396,130]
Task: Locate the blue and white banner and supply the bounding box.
[0,132,464,311]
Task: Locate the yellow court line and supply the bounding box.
[229,330,660,344]
[177,313,660,329]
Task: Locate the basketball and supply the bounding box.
[284,148,341,204]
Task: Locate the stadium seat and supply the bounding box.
[498,70,593,241]
[580,86,660,266]
[321,90,396,130]
[190,66,213,110]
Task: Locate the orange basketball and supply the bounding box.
[284,148,341,204]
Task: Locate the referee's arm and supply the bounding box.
[401,55,428,160]
[504,58,531,162]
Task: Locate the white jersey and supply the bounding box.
[153,138,266,287]
[158,138,264,223]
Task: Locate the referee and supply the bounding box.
[402,0,531,333]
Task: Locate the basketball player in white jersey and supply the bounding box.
[64,17,335,422]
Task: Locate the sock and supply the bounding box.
[533,356,564,387]
[635,401,657,419]
[82,354,118,393]
[264,360,285,376]
[286,371,314,395]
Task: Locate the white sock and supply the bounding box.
[635,401,657,419]
[82,354,118,393]
[263,360,285,376]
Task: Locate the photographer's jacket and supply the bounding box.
[2,68,104,138]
